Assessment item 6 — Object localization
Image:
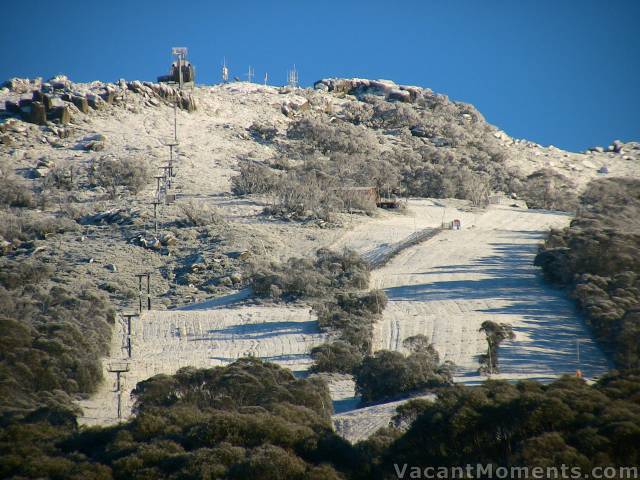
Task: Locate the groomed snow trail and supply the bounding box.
[79,305,325,426]
[371,204,611,382]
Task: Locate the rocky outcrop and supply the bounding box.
[1,75,197,129]
[314,78,424,103]
[127,80,197,112]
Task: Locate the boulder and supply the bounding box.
[387,88,411,102]
[612,140,623,153]
[29,101,47,125]
[72,95,89,113]
[4,100,20,113]
[87,94,106,110]
[2,77,41,93]
[159,232,177,246]
[100,90,115,105]
[50,105,71,124]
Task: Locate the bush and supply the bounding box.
[177,199,224,227]
[310,341,364,374]
[0,163,35,208]
[518,168,578,211]
[89,156,151,198]
[354,347,454,403]
[249,249,370,301]
[0,359,353,480]
[231,162,280,195]
[372,372,640,477]
[315,290,387,354]
[0,209,78,244]
[248,122,278,141]
[0,279,115,415]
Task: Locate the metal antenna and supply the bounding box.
[222,57,229,83]
[246,65,254,83]
[287,65,299,88]
[172,47,188,90]
[264,72,268,85]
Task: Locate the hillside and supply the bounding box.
[1,75,640,477]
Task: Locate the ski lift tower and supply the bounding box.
[107,361,130,419]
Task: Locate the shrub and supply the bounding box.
[248,122,278,141]
[354,348,454,403]
[231,162,279,195]
[518,168,578,211]
[374,372,640,476]
[89,156,151,198]
[0,210,78,244]
[0,279,115,415]
[177,199,224,227]
[310,341,364,374]
[249,249,370,301]
[0,163,35,208]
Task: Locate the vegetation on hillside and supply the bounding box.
[535,178,640,368]
[2,363,639,479]
[0,260,115,420]
[0,359,355,480]
[358,370,640,479]
[354,335,454,403]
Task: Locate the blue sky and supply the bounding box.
[1,0,638,152]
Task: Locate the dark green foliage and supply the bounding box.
[478,321,515,374]
[314,290,387,354]
[0,273,114,418]
[310,342,364,374]
[0,359,352,480]
[250,248,370,300]
[364,371,640,478]
[132,358,332,418]
[354,345,454,403]
[535,178,640,368]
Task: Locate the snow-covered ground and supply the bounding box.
[371,204,611,381]
[61,83,613,435]
[79,304,325,426]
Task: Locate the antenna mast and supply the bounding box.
[287,65,299,88]
[222,57,229,83]
[246,65,254,83]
